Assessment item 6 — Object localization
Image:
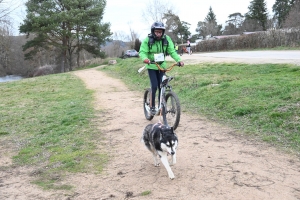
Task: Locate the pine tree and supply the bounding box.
[196,6,222,38]
[245,0,268,30]
[20,0,112,72]
[205,7,217,23]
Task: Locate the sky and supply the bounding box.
[103,0,276,40]
[10,0,276,39]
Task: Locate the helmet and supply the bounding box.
[151,21,165,39]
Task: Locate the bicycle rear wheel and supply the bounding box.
[164,91,181,130]
[143,88,154,121]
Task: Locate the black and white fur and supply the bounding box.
[142,122,178,179]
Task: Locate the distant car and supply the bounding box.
[122,49,139,59]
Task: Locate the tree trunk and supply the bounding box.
[77,51,80,68]
[60,50,65,73]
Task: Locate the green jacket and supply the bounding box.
[139,35,181,70]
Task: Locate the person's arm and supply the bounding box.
[166,37,184,66]
[139,37,150,63]
[166,36,180,62]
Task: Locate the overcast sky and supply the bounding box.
[103,0,276,40]
[11,0,276,39]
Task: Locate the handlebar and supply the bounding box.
[149,61,182,72]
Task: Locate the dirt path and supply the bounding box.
[1,58,300,200]
[70,67,300,200]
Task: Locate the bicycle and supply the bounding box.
[141,62,181,130]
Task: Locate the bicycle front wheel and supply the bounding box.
[143,88,154,121]
[164,91,181,130]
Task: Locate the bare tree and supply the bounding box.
[0,25,10,75]
[0,0,24,22]
[103,23,140,58]
[1,0,26,76]
[102,31,128,58]
[283,0,300,28]
[141,0,174,24]
[128,24,140,49]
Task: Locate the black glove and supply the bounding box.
[177,61,184,67]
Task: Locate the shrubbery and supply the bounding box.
[195,28,300,52]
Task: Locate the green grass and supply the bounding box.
[141,190,151,196]
[1,56,299,190]
[100,58,300,154]
[0,73,108,189]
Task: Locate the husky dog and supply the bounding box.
[142,123,178,179]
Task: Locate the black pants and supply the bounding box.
[147,69,165,108]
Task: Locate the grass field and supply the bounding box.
[0,73,107,190]
[0,57,299,189]
[100,58,300,154]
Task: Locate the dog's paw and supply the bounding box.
[154,163,160,167]
[170,161,176,166]
[169,173,175,180]
[168,170,175,179]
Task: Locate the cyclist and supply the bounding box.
[187,40,191,55]
[139,21,184,115]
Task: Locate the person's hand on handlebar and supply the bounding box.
[143,59,150,64]
[178,61,184,67]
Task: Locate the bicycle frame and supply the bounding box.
[157,75,172,116]
[143,62,181,129]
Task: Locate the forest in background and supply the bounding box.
[0,0,299,77]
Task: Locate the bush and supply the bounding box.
[32,65,55,77]
[195,28,300,52]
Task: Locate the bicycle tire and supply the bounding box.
[143,88,154,121]
[164,91,181,130]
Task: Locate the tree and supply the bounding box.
[134,39,141,52]
[163,10,181,43]
[0,0,15,74]
[177,21,191,44]
[244,0,268,31]
[107,31,128,58]
[196,7,222,38]
[272,0,295,28]
[224,12,244,35]
[19,0,111,72]
[141,0,174,25]
[128,24,140,49]
[283,0,300,28]
[205,6,217,23]
[162,10,192,44]
[227,13,244,28]
[0,0,24,21]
